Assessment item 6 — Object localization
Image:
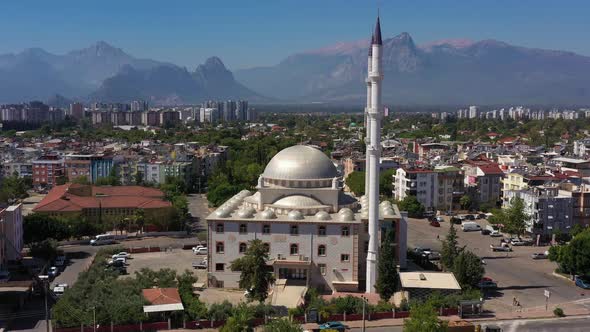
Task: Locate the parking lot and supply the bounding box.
[121,248,207,282]
[407,216,589,313]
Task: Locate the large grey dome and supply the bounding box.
[262,145,338,180]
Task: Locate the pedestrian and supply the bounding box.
[512,296,517,306]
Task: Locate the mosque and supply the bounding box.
[205,16,407,296]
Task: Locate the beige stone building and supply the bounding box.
[206,145,407,294]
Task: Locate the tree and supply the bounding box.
[345,171,365,197]
[397,195,425,218]
[550,229,590,276]
[505,197,528,236]
[571,224,585,237]
[263,318,303,332]
[403,301,448,332]
[72,175,91,185]
[133,209,146,234]
[230,239,275,302]
[375,229,398,300]
[440,224,463,271]
[452,250,485,288]
[220,303,254,332]
[459,195,472,210]
[379,169,396,197]
[29,238,58,261]
[134,171,144,186]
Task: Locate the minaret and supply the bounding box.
[366,15,383,293]
[364,37,373,197]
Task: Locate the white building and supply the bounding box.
[206,145,407,296]
[0,204,24,268]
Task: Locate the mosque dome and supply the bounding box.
[262,145,338,181]
[273,195,324,208]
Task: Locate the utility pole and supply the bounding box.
[93,306,96,332]
[39,275,50,332]
[361,295,367,332]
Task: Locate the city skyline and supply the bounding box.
[1,1,590,70]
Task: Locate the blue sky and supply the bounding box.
[0,1,588,70]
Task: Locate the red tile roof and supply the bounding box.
[142,288,182,305]
[33,184,171,213]
[478,163,504,175]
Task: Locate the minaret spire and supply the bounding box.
[366,14,383,293]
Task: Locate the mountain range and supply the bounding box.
[235,33,590,105]
[0,42,261,105]
[2,34,590,105]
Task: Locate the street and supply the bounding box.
[407,217,587,313]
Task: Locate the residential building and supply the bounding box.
[0,204,24,267]
[393,168,437,210]
[64,154,92,182]
[463,160,503,207]
[32,154,65,188]
[90,155,114,183]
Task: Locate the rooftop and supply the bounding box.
[399,272,461,290]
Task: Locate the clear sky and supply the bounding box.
[1,1,588,70]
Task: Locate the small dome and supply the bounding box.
[380,201,392,207]
[340,211,355,222]
[382,207,395,216]
[338,208,353,215]
[215,208,231,218]
[315,211,331,221]
[273,195,323,208]
[262,145,338,181]
[261,209,276,219]
[288,210,304,220]
[237,207,255,218]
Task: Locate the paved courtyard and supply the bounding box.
[407,216,588,313]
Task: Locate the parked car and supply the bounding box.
[465,214,476,221]
[531,252,548,259]
[48,267,59,278]
[477,280,498,289]
[450,217,461,224]
[429,220,440,227]
[435,216,445,222]
[575,276,590,289]
[319,322,348,331]
[192,259,208,269]
[192,245,206,253]
[54,255,67,267]
[194,247,207,255]
[490,244,512,252]
[0,271,10,283]
[112,252,131,259]
[511,239,527,246]
[427,251,441,260]
[480,229,491,235]
[53,283,69,297]
[413,247,431,255]
[107,259,125,268]
[445,210,455,216]
[477,213,487,219]
[461,222,481,232]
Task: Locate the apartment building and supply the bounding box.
[0,204,24,268]
[32,154,65,188]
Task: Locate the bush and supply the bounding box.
[554,307,565,317]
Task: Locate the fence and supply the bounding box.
[55,308,461,332]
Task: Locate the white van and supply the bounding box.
[461,221,481,232]
[485,224,502,237]
[90,234,115,246]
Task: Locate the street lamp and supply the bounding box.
[38,275,50,332]
[360,295,368,332]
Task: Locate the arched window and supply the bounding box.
[318,226,327,236]
[290,244,299,255]
[215,223,224,233]
[216,242,224,254]
[239,243,247,253]
[290,225,299,235]
[262,224,271,234]
[239,224,247,234]
[318,245,326,256]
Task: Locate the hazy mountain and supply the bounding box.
[0,42,263,104]
[235,33,590,105]
[91,57,263,105]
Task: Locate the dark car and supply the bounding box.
[575,276,590,289]
[450,217,462,224]
[477,213,487,219]
[481,229,491,235]
[477,280,498,289]
[319,322,348,331]
[465,214,476,221]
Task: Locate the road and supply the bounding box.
[407,217,587,313]
[351,315,590,331]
